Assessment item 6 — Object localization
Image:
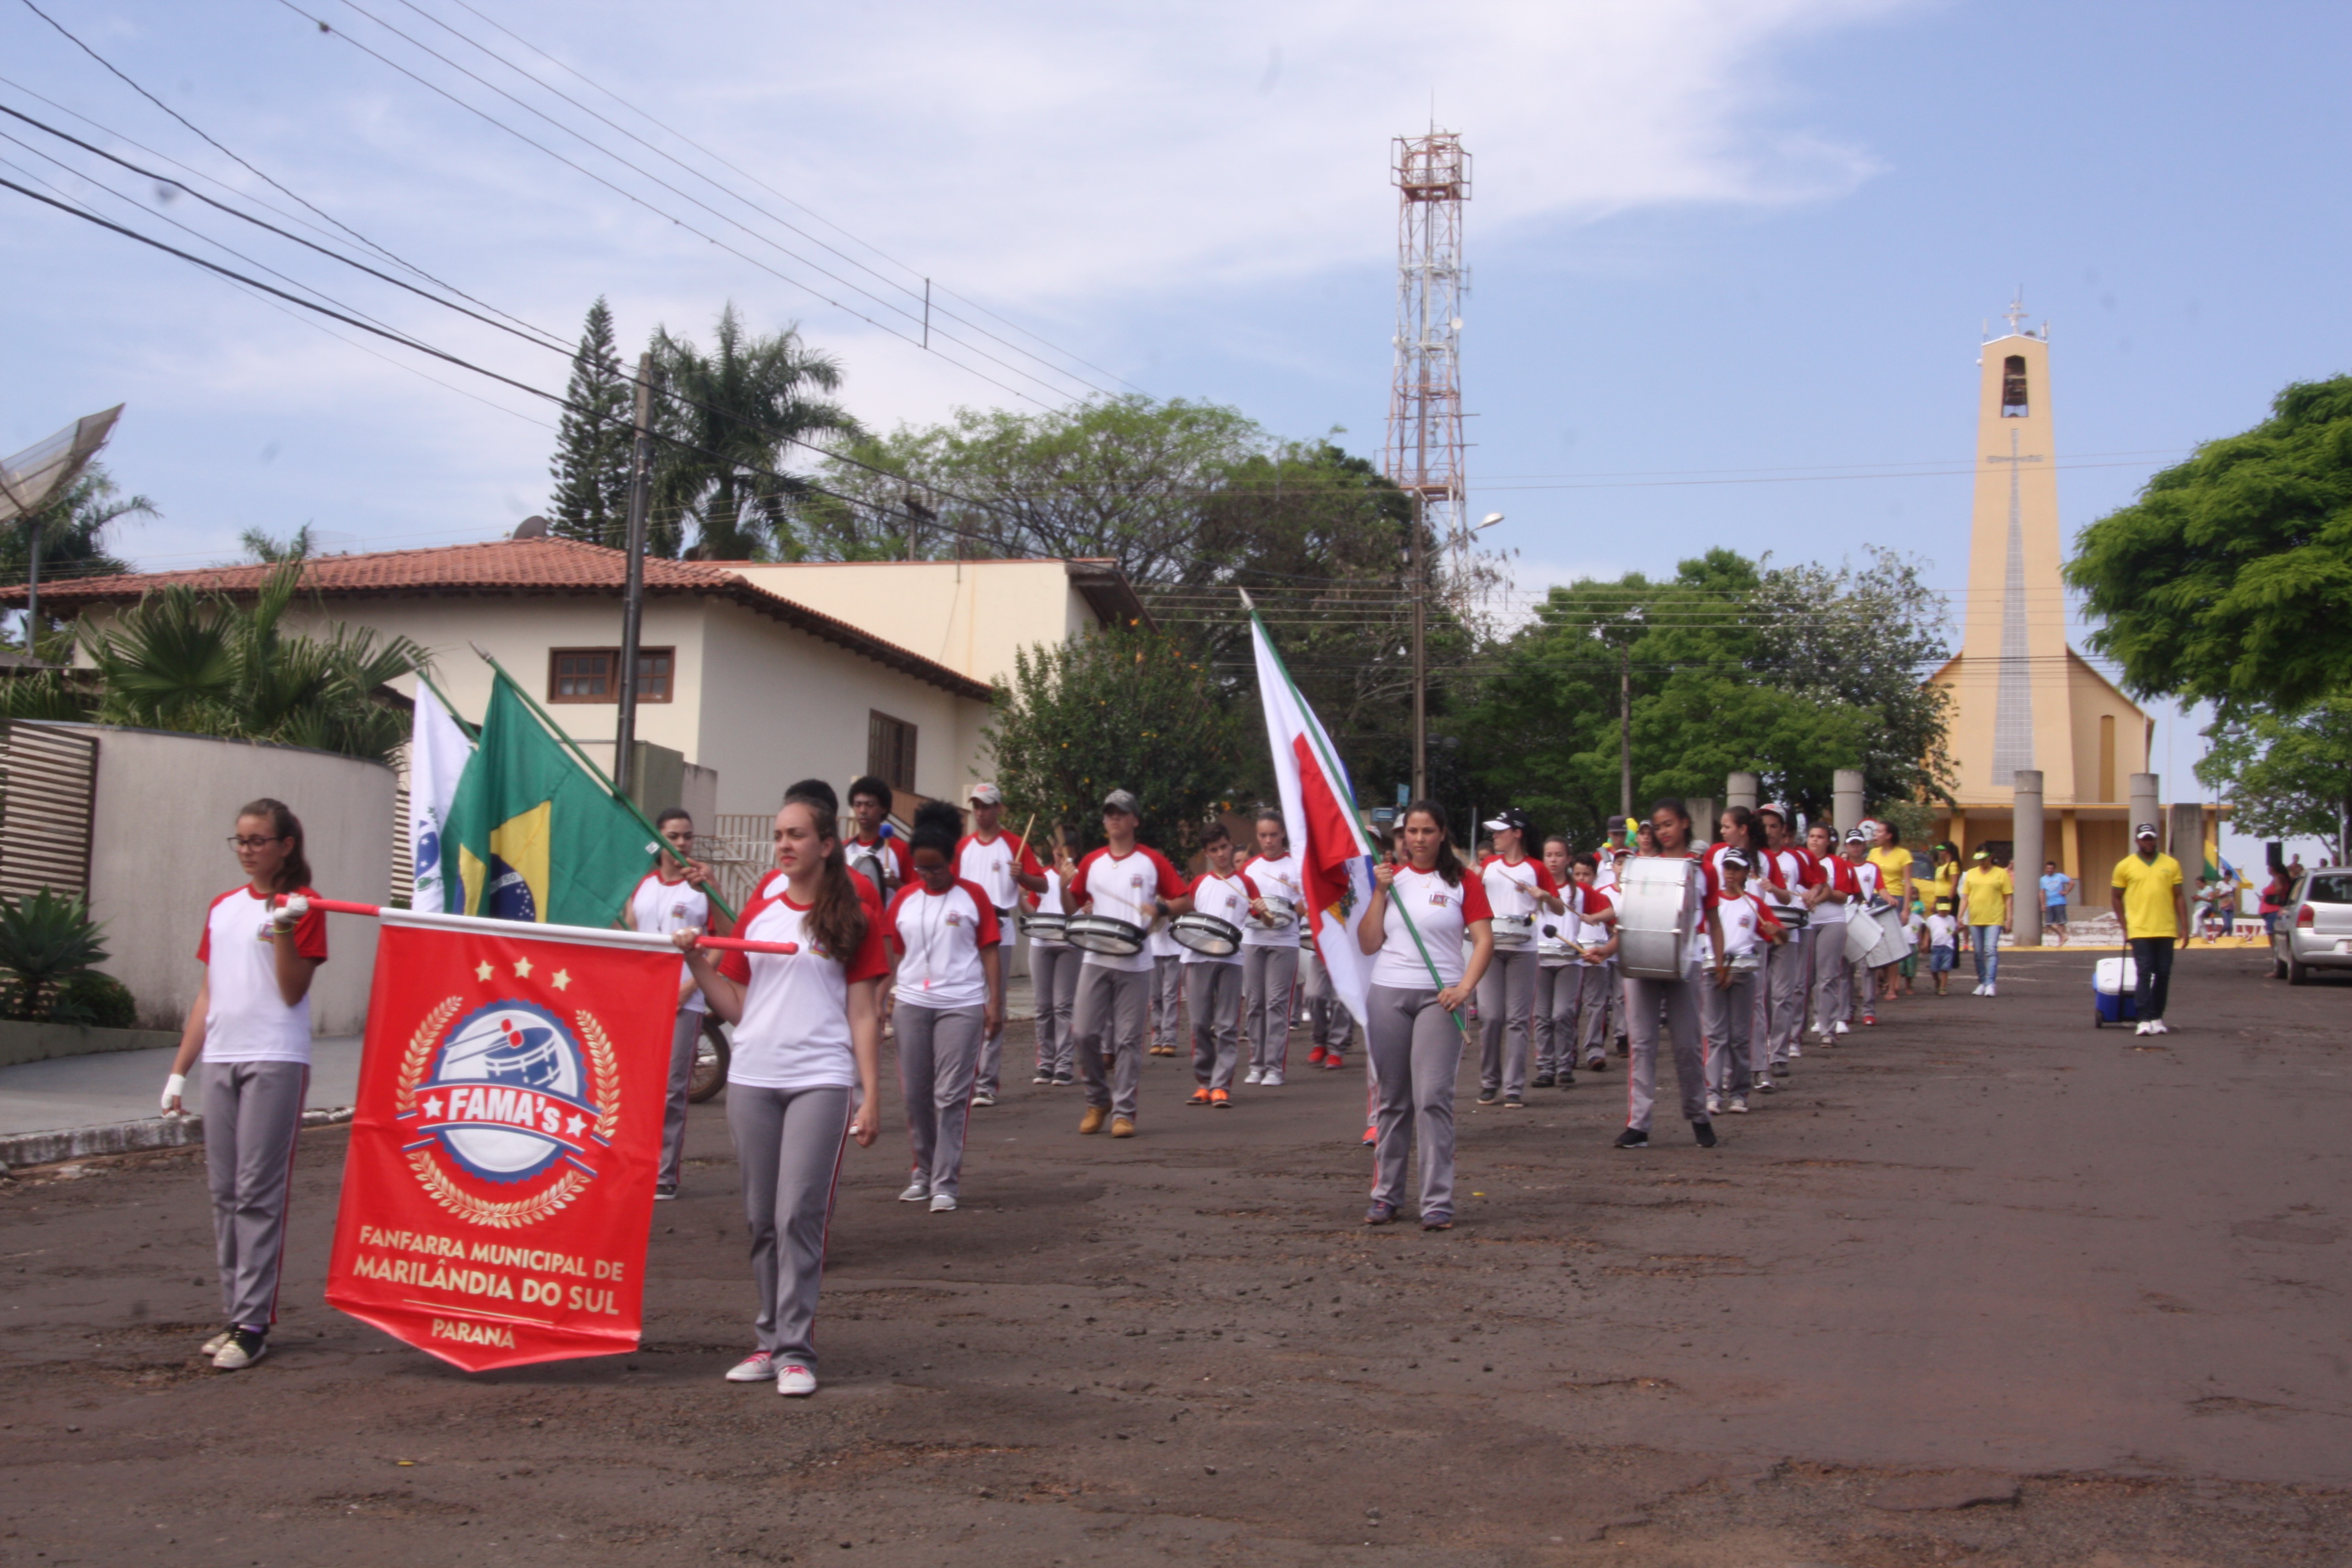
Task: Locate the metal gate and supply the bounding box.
[0,721,99,901]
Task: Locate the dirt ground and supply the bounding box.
[3,948,2349,1567]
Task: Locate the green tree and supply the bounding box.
[983,625,1246,857]
[239,522,315,563]
[2196,696,2352,863]
[651,304,858,560]
[2067,375,2352,712]
[3,463,147,654]
[548,297,633,547]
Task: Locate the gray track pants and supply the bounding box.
[1186,961,1244,1088]
[1242,945,1299,1072]
[658,1009,702,1189]
[973,911,1016,1095]
[1073,962,1151,1118]
[1476,946,1538,1097]
[1301,950,1355,1053]
[1701,969,1758,1097]
[1030,944,1079,1077]
[896,1003,983,1199]
[202,1059,307,1330]
[726,1084,851,1367]
[1148,955,1185,1048]
[1533,963,1577,1076]
[1765,931,1809,1068]
[1811,930,1854,1036]
[1579,965,1615,1065]
[1623,971,1707,1130]
[1366,983,1462,1216]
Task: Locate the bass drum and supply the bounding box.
[1616,856,1702,979]
[1170,912,1243,957]
[1064,914,1147,957]
[1861,903,1909,968]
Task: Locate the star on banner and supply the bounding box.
[513,955,533,978]
[423,1095,444,1119]
[550,969,570,992]
[564,1113,586,1136]
[474,960,494,982]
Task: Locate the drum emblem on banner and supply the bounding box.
[397,997,622,1229]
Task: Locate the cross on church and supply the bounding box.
[2004,290,2030,334]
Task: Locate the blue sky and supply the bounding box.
[4,0,2346,865]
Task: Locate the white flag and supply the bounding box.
[1249,611,1379,1028]
[407,682,473,915]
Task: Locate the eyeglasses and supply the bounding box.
[227,835,285,850]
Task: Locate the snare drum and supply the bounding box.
[1020,911,1069,945]
[1765,900,1809,930]
[1615,856,1702,979]
[1169,912,1243,957]
[1861,905,1909,968]
[1537,938,1580,962]
[1249,895,1297,930]
[1490,913,1536,949]
[1064,914,1147,957]
[1727,950,1766,973]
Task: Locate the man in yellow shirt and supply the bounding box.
[2110,824,2190,1037]
[1957,850,2013,996]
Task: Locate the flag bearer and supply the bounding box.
[883,802,1005,1212]
[162,798,329,1372]
[1066,790,1191,1138]
[954,783,1046,1107]
[680,791,888,1398]
[1360,800,1495,1230]
[1239,810,1304,1087]
[627,808,712,1201]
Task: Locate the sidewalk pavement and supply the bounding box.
[0,1035,363,1141]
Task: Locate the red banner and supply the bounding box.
[325,920,679,1371]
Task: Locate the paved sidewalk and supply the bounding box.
[0,1035,363,1139]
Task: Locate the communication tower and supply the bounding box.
[1382,130,1471,568]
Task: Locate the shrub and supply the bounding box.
[53,971,137,1029]
[0,889,110,1021]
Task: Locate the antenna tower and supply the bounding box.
[1383,129,1471,570]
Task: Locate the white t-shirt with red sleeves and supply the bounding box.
[717,888,891,1091]
[1570,884,1616,966]
[1371,865,1494,990]
[1068,844,1189,974]
[955,831,1043,913]
[628,870,710,1014]
[1850,857,1883,909]
[1238,852,1303,949]
[197,885,329,1064]
[1478,853,1558,925]
[1701,890,1778,962]
[847,832,912,901]
[884,878,1000,1010]
[1810,853,1857,924]
[1750,846,1813,924]
[1029,868,1071,949]
[1181,870,1260,967]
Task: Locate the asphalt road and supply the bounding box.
[2,947,2347,1566]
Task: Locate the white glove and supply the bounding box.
[161,1073,187,1114]
[270,892,309,934]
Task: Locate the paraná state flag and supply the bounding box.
[1248,608,1380,1027]
[325,914,679,1371]
[406,680,474,916]
[439,673,658,928]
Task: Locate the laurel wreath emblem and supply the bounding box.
[396,993,625,1231]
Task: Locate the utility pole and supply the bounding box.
[1409,491,1427,802]
[614,352,654,803]
[22,516,39,657]
[1618,639,1632,822]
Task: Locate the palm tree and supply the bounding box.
[239,523,316,563]
[3,462,151,656]
[649,304,860,559]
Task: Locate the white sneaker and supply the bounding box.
[2132,1020,2150,1036]
[1786,1042,1801,1059]
[1984,984,1996,998]
[1834,1021,1850,1035]
[776,1364,817,1397]
[897,1180,930,1202]
[211,1329,268,1370]
[200,1327,235,1356]
[1261,1070,1284,1087]
[1972,984,1986,997]
[1243,1067,1264,1085]
[929,1192,957,1213]
[970,1090,997,1108]
[1727,1095,1749,1114]
[1755,1076,1775,1094]
[1705,1093,1722,1116]
[2152,1018,2171,1035]
[726,1351,777,1383]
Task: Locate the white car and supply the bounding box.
[2272,866,2352,984]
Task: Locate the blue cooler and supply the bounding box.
[2093,956,2138,1027]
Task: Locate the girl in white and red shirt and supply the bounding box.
[1615,799,1729,1150]
[1477,809,1564,1107]
[628,808,712,1202]
[1238,810,1304,1087]
[1698,851,1785,1116]
[1532,836,1593,1088]
[1358,800,1494,1230]
[1751,803,1817,1083]
[881,801,1004,1213]
[954,783,1047,1106]
[1804,823,1860,1041]
[680,791,889,1399]
[1567,851,1621,1072]
[162,797,329,1373]
[1182,821,1261,1106]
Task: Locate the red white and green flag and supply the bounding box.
[1249,605,1378,1030]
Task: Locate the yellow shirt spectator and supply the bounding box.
[1868,846,1914,909]
[1961,864,2013,927]
[1928,860,1960,910]
[2111,852,2184,939]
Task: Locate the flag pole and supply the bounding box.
[467,645,738,925]
[1244,594,1464,1032]
[412,665,478,742]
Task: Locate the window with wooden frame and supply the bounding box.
[868,710,917,793]
[548,647,675,703]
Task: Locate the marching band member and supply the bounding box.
[1700,850,1785,1116]
[1238,810,1304,1088]
[1027,827,1081,1086]
[1532,836,1578,1088]
[1146,916,1185,1056]
[1182,821,1261,1107]
[954,783,1046,1108]
[846,776,912,899]
[1595,835,1632,1056]
[164,798,329,1371]
[1569,851,1621,1072]
[1751,804,1817,1088]
[1300,927,1355,1069]
[1613,799,1728,1150]
[883,801,1004,1213]
[1475,808,1564,1109]
[1066,790,1191,1138]
[1843,829,1885,1026]
[627,808,711,1201]
[1803,822,1857,1042]
[1360,801,1493,1229]
[680,791,888,1398]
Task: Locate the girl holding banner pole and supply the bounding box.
[1358,801,1494,1231]
[678,791,887,1398]
[162,798,329,1372]
[883,802,1004,1213]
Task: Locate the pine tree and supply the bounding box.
[548,298,633,546]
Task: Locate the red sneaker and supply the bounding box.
[1308,1046,1330,1066]
[1360,1125,1377,1146]
[1322,1055,1347,1071]
[1188,1086,1211,1106]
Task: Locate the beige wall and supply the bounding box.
[730,560,1096,687]
[72,725,393,1033]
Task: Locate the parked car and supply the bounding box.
[2272,865,2352,984]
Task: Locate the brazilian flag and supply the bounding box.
[438,674,658,928]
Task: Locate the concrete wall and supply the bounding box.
[70,725,394,1033]
[729,560,1096,688]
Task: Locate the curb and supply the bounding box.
[0,1107,353,1173]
